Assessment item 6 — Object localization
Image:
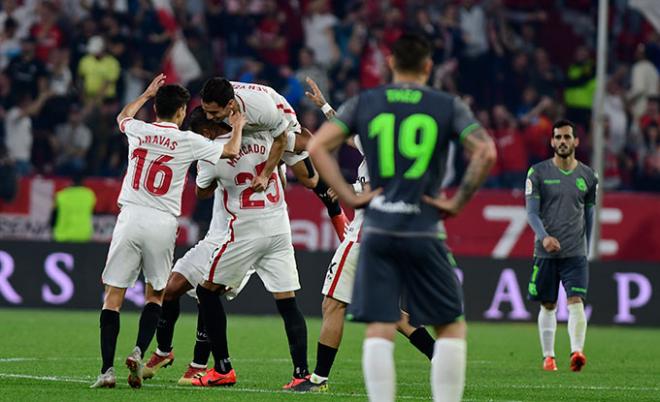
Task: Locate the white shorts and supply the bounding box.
[206,232,300,296]
[102,204,178,291]
[172,236,218,291]
[321,239,360,304]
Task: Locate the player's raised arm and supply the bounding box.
[221,109,246,159]
[305,77,335,119]
[116,73,165,128]
[308,121,380,208]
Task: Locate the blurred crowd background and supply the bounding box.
[0,0,659,199]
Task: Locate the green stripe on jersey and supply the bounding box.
[459,123,480,143]
[331,117,350,136]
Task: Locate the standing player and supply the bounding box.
[142,107,242,385]
[200,78,349,240]
[90,75,241,389]
[291,79,437,393]
[185,113,309,388]
[307,34,497,402]
[525,119,597,372]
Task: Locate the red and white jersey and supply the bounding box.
[230,81,301,137]
[118,118,223,217]
[346,136,369,241]
[197,132,290,240]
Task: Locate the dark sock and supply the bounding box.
[100,309,120,373]
[196,285,232,374]
[156,298,180,353]
[314,342,338,378]
[312,178,342,217]
[275,297,309,378]
[135,302,162,358]
[408,327,435,360]
[192,303,212,367]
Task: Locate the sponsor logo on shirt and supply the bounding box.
[370,195,421,214]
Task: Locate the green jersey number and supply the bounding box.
[368,113,438,179]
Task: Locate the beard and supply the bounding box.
[553,144,573,159]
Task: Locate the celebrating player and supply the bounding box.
[141,107,241,385]
[525,119,597,372]
[291,78,437,393]
[90,74,240,389]
[307,34,496,402]
[200,77,349,240]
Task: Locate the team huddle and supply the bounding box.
[90,34,596,402]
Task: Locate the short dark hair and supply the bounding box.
[187,106,214,133]
[552,119,577,137]
[391,33,432,73]
[200,77,234,107]
[154,84,190,119]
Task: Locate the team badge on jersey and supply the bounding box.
[576,177,587,192]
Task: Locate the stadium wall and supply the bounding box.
[0,241,657,326]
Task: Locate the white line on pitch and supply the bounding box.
[0,372,522,402]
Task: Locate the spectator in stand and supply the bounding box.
[303,0,339,69]
[627,44,659,130]
[296,49,329,109]
[6,38,48,98]
[0,0,35,40]
[530,48,563,99]
[638,123,660,191]
[70,18,97,73]
[51,172,96,243]
[564,45,596,131]
[0,143,17,202]
[603,77,628,155]
[247,0,290,67]
[4,90,52,176]
[459,0,489,100]
[135,0,171,72]
[640,96,660,132]
[86,99,119,175]
[360,24,389,89]
[521,97,555,165]
[77,36,121,102]
[0,18,20,70]
[53,104,92,175]
[30,1,63,64]
[122,54,151,106]
[216,0,257,80]
[502,52,531,112]
[492,104,528,188]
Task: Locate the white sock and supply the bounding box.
[155,348,170,357]
[431,338,466,402]
[189,362,207,369]
[538,306,557,358]
[362,338,395,402]
[310,373,327,384]
[567,303,587,353]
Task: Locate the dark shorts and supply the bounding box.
[527,256,589,303]
[347,232,463,326]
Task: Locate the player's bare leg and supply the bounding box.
[363,323,397,402]
[567,296,587,371]
[273,290,310,389]
[192,280,236,387]
[126,283,164,388]
[431,320,467,402]
[143,272,194,379]
[539,301,558,371]
[289,155,349,241]
[396,312,436,360]
[90,286,126,388]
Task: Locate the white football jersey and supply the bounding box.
[230,81,301,137]
[197,132,290,240]
[118,118,223,216]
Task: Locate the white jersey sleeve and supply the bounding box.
[189,133,224,163]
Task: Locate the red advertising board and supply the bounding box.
[1,178,659,261]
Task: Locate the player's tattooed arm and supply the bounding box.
[305,77,335,120]
[221,109,245,159]
[424,128,497,217]
[116,73,165,126]
[252,132,286,192]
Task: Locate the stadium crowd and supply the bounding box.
[0,0,659,194]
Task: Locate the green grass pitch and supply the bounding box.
[1,309,659,401]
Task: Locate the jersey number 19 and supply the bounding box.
[368,113,438,179]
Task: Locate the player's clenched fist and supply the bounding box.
[542,236,561,253]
